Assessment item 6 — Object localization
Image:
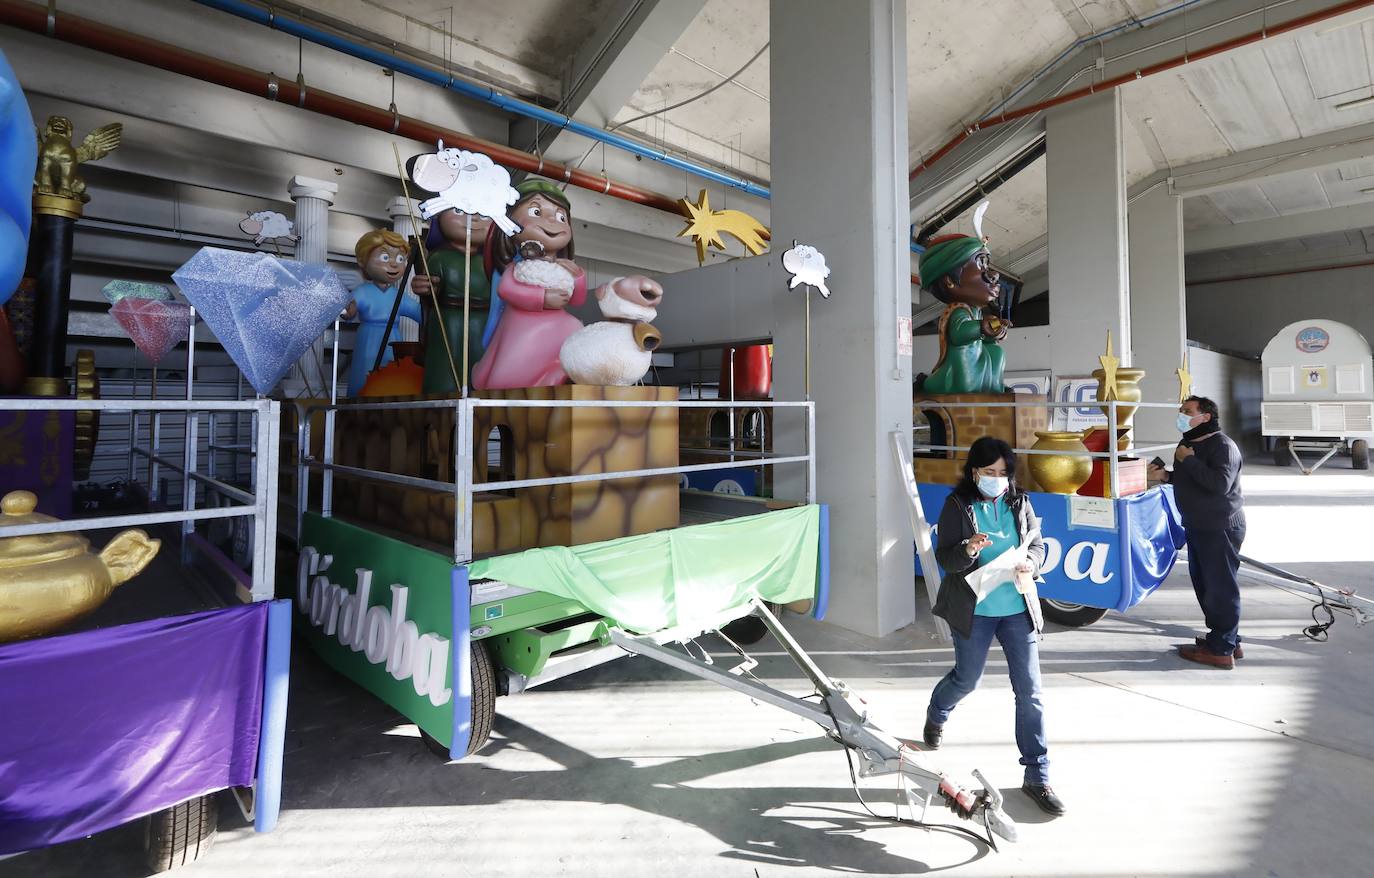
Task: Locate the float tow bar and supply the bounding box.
[1236,554,1374,634]
[609,599,1019,845]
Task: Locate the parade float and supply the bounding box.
[0,59,290,873]
[905,211,1186,629]
[273,146,1023,845]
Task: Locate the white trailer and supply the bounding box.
[1260,319,1373,472]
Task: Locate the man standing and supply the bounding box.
[1147,396,1247,670]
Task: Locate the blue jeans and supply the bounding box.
[926,611,1049,785]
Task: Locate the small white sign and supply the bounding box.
[1069,495,1116,530]
[898,316,913,357]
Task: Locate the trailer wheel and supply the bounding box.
[720,602,782,646]
[1040,599,1109,627]
[421,640,496,760]
[1272,439,1292,468]
[144,793,218,873]
[1352,440,1369,470]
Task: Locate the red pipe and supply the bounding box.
[910,0,1374,181]
[0,0,685,214]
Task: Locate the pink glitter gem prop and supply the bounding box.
[110,297,193,363]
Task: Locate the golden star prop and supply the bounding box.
[1098,330,1121,401]
[677,189,769,266]
[1177,353,1192,404]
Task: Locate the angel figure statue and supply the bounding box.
[34,116,122,204]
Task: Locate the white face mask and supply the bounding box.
[977,474,1009,498]
[1177,413,1196,433]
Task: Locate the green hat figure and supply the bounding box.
[915,209,1009,395]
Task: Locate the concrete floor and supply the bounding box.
[10,462,1374,877]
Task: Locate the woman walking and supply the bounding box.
[923,436,1064,816]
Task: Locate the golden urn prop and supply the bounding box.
[0,491,160,642]
[1090,331,1146,443]
[1091,367,1146,432]
[1028,431,1093,495]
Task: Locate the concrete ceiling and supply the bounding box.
[13,0,1374,288]
[178,0,1374,274]
[936,6,1374,272]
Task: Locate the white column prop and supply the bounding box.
[288,175,340,397]
[387,195,423,344]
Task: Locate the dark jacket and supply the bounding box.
[933,486,1047,639]
[1170,432,1245,531]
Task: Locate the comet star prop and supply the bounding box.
[1099,331,1121,401]
[677,189,769,265]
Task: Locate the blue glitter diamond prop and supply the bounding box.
[172,247,350,396]
[101,279,173,305]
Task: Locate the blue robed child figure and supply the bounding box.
[345,229,420,396]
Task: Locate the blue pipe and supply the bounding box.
[194,2,924,254]
[192,0,770,200]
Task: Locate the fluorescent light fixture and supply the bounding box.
[1335,94,1374,111]
[1317,12,1374,36]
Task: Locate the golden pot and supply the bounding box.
[1028,431,1093,495]
[0,491,161,642]
[1091,367,1146,427]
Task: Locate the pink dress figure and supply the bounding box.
[472,181,586,390]
[473,257,586,389]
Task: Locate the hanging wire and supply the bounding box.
[611,42,769,131]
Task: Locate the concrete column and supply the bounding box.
[386,195,422,344]
[287,175,338,396]
[1128,186,1186,442]
[770,0,913,637]
[1046,90,1130,381]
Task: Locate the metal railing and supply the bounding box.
[0,397,282,602]
[297,397,817,564]
[911,399,1186,500]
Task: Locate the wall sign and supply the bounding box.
[1296,326,1331,353]
[298,514,457,743]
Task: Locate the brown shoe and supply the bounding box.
[1178,643,1235,670]
[1195,636,1243,660]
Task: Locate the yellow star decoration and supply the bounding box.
[677,189,769,266]
[1098,330,1121,401]
[1177,354,1192,404]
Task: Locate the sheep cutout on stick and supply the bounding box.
[560,276,665,386]
[782,244,832,298]
[409,143,520,235]
[238,210,297,246]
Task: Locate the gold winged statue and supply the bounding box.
[34,116,122,204]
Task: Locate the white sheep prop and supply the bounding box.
[239,210,297,246]
[409,143,520,235]
[560,276,664,386]
[782,243,832,298]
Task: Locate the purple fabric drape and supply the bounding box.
[0,603,268,854]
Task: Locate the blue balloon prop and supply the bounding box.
[172,247,351,396]
[0,50,37,307]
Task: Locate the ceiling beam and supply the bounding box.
[509,0,707,163]
[1186,201,1374,252]
[1166,121,1374,197]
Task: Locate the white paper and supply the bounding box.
[1069,495,1116,529]
[965,529,1040,601]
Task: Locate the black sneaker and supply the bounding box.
[1022,782,1066,816]
[922,720,943,750]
